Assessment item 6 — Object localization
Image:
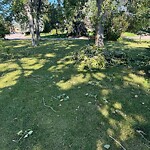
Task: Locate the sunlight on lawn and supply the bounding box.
[96,140,103,150]
[123,73,149,88]
[56,73,91,90]
[0,57,47,89]
[92,72,106,80]
[48,56,74,72]
[20,58,46,70]
[0,61,18,72]
[125,42,150,48]
[101,89,110,96]
[45,53,56,58]
[113,102,122,109]
[98,105,109,118]
[0,70,21,88]
[98,101,146,144]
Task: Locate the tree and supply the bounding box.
[85,0,130,43]
[0,15,9,38]
[95,0,104,47]
[127,0,149,33]
[43,2,64,34]
[12,0,48,46]
[63,0,87,36]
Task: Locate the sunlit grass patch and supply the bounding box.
[121,32,138,37]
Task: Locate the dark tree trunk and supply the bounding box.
[95,0,104,47]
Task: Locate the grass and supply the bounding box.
[40,29,67,39]
[121,32,138,37]
[0,39,150,150]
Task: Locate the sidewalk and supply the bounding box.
[5,33,150,41]
[5,33,30,40]
[5,33,89,40]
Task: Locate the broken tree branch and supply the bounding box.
[109,135,126,150]
[42,97,57,112]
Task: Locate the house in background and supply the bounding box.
[10,21,22,33]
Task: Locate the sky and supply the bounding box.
[49,0,56,3]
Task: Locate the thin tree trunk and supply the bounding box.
[24,3,36,46]
[35,0,41,45]
[35,13,40,45]
[95,0,104,47]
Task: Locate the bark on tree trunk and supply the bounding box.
[95,0,104,47]
[24,3,36,46]
[35,13,40,45]
[35,0,41,45]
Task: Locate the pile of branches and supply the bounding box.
[72,45,129,70]
[72,45,150,78]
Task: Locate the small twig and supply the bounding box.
[144,143,150,149]
[42,98,57,112]
[52,96,58,100]
[12,134,24,143]
[109,135,126,150]
[136,130,150,144]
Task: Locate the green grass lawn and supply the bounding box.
[121,32,138,37]
[0,39,150,150]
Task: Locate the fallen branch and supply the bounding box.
[109,135,126,150]
[12,135,24,143]
[42,98,57,112]
[144,143,150,149]
[136,130,150,143]
[136,130,150,148]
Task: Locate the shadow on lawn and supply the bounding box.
[0,40,150,150]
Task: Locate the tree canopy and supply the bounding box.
[0,0,149,46]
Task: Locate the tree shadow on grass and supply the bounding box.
[0,40,150,150]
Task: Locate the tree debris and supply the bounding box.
[109,135,126,150]
[42,97,57,112]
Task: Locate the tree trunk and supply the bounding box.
[24,3,36,46]
[35,13,40,45]
[35,0,41,45]
[95,0,104,47]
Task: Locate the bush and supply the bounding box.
[0,17,9,38]
[0,23,9,38]
[104,13,129,41]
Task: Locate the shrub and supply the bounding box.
[0,17,9,38]
[0,23,9,38]
[104,13,129,41]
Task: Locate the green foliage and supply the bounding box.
[104,13,129,41]
[63,0,88,36]
[72,45,106,70]
[43,2,64,33]
[0,16,9,38]
[127,0,149,33]
[84,0,130,41]
[72,43,149,71]
[73,46,126,71]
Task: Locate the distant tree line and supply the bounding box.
[0,0,149,46]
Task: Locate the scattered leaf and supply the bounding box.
[17,130,23,136]
[104,144,110,149]
[28,130,33,135]
[24,134,28,138]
